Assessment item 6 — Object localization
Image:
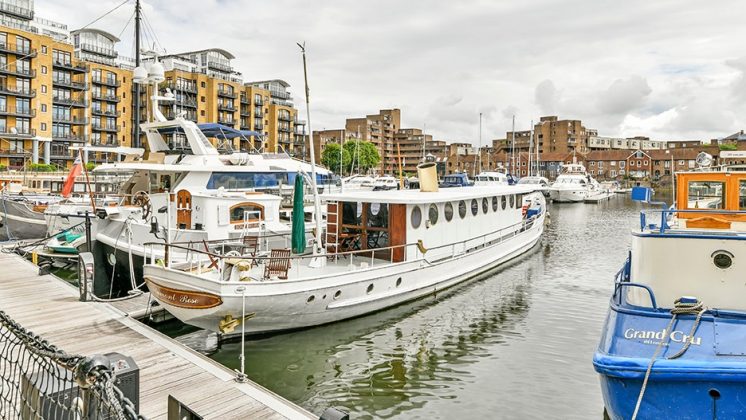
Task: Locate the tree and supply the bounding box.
[321,143,351,175]
[719,143,738,151]
[343,140,380,174]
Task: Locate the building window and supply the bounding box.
[201,96,205,102]
[41,123,46,131]
[201,81,206,88]
[42,45,47,54]
[41,65,47,74]
[41,104,46,112]
[41,85,46,93]
[643,160,648,165]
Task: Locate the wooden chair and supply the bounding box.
[242,235,260,268]
[263,249,291,280]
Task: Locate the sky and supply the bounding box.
[37,0,746,145]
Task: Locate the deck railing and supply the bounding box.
[143,211,542,281]
[639,208,746,233]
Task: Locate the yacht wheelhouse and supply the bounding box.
[548,163,599,202]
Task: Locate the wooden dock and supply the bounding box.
[0,252,315,420]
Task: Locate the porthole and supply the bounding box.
[509,194,515,208]
[492,196,498,211]
[334,290,341,300]
[428,204,439,226]
[411,206,422,228]
[396,277,402,287]
[307,295,315,303]
[712,251,733,269]
[322,294,327,300]
[501,195,507,210]
[471,199,478,216]
[482,198,489,214]
[444,202,454,222]
[366,284,374,294]
[458,200,467,219]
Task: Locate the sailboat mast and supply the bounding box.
[478,112,482,174]
[133,0,141,149]
[297,42,323,255]
[527,120,531,178]
[511,115,516,177]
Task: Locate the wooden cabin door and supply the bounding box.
[176,190,192,228]
[389,204,406,262]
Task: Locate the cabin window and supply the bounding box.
[367,203,388,228]
[482,198,488,214]
[428,204,438,226]
[470,199,478,216]
[687,181,724,209]
[458,200,467,219]
[492,196,498,212]
[501,195,507,210]
[229,202,264,223]
[740,180,746,210]
[343,202,364,225]
[444,202,454,221]
[509,195,515,208]
[411,206,422,228]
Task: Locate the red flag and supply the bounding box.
[62,155,83,198]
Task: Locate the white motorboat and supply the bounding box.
[517,176,551,197]
[373,175,399,190]
[474,171,510,186]
[548,163,600,202]
[142,184,547,335]
[342,175,375,191]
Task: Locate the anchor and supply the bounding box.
[218,312,256,334]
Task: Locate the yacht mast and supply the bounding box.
[478,112,482,174]
[297,42,323,257]
[133,0,141,149]
[511,115,516,178]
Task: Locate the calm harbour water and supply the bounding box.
[167,196,645,419]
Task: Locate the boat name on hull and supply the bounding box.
[623,328,701,346]
[147,280,223,309]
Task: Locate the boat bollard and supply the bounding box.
[78,252,95,301]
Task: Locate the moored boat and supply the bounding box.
[548,163,600,202]
[594,163,746,419]
[142,185,547,335]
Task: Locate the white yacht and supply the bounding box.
[474,171,510,186]
[373,175,399,190]
[517,176,550,197]
[342,175,375,191]
[548,163,600,202]
[141,182,547,335]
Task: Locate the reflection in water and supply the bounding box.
[202,198,640,418]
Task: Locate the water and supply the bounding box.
[170,197,643,419]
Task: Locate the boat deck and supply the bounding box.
[0,253,314,419]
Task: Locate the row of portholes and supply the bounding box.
[411,195,520,228]
[305,277,404,304]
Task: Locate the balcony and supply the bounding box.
[0,128,35,138]
[53,116,88,125]
[91,124,120,133]
[217,118,235,126]
[278,114,292,122]
[52,60,88,73]
[79,43,118,58]
[217,103,236,112]
[91,109,120,117]
[270,90,291,100]
[53,79,87,90]
[0,2,33,19]
[217,88,237,99]
[172,98,197,109]
[0,107,35,118]
[0,66,35,78]
[255,98,264,106]
[278,125,291,133]
[254,122,264,131]
[161,81,197,94]
[53,96,87,107]
[240,109,250,117]
[52,133,88,143]
[208,61,233,73]
[0,42,36,58]
[240,95,249,104]
[91,140,120,147]
[91,92,120,102]
[0,85,35,98]
[51,151,74,159]
[91,77,121,87]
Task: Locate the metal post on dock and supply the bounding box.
[235,285,247,383]
[84,211,92,252]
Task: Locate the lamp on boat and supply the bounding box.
[695,152,713,169]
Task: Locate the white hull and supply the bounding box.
[549,187,587,202]
[144,213,545,335]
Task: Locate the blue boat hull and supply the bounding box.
[594,301,746,419]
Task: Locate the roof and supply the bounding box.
[322,185,538,204]
[245,79,290,88]
[70,28,120,43]
[585,150,632,161]
[173,48,235,60]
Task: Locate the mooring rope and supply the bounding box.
[631,297,705,420]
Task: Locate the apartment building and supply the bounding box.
[246,79,307,156]
[589,135,665,151]
[345,108,401,173]
[394,128,431,174]
[495,115,592,157]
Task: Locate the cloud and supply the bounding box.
[534,80,558,115]
[35,0,746,143]
[597,76,652,115]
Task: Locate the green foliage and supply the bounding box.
[28,163,56,172]
[0,164,6,171]
[343,140,380,173]
[719,143,738,151]
[85,162,96,171]
[320,143,351,175]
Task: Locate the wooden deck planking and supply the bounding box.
[0,253,314,420]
